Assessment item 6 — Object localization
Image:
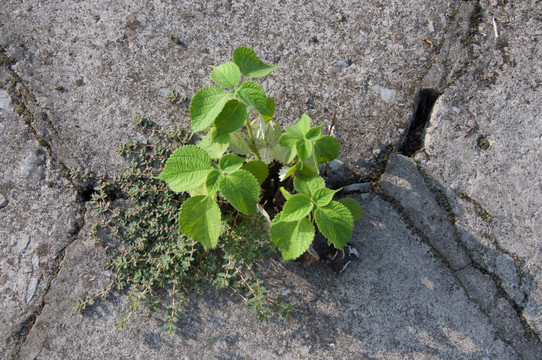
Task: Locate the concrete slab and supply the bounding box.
[416,0,542,342]
[16,195,519,359]
[0,67,82,358]
[0,0,540,358]
[0,0,462,179]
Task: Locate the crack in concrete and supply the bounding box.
[413,163,542,358]
[1,47,92,359]
[9,206,86,360]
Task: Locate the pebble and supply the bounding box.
[372,84,396,104]
[343,183,372,193]
[26,277,39,303]
[0,89,12,110]
[0,193,8,208]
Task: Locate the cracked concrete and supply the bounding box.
[1,0,541,358]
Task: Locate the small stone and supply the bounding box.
[328,160,344,172]
[26,277,39,303]
[372,85,396,104]
[0,193,8,208]
[342,183,372,193]
[0,89,12,110]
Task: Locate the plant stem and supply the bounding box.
[245,118,261,161]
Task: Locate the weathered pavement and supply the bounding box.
[1,0,541,359]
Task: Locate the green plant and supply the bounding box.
[73,120,291,333]
[159,46,362,261]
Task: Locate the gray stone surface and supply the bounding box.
[0,0,541,359]
[17,196,518,359]
[0,67,82,358]
[416,0,542,340]
[0,0,462,179]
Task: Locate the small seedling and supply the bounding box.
[159,46,362,261]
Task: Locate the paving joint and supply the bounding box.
[10,206,87,360]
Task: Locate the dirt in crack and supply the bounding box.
[399,89,440,156]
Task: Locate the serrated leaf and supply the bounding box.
[312,188,341,207]
[219,170,260,215]
[298,161,317,176]
[265,120,282,146]
[272,143,292,164]
[190,87,229,133]
[305,125,323,141]
[258,146,274,164]
[232,46,279,78]
[219,154,245,172]
[263,97,275,121]
[242,160,268,184]
[296,139,312,162]
[189,182,208,197]
[210,62,241,89]
[214,99,248,134]
[206,169,224,194]
[279,163,299,181]
[285,114,311,138]
[314,201,353,250]
[313,135,340,167]
[229,131,252,155]
[279,133,299,150]
[280,194,313,222]
[270,217,315,261]
[178,195,222,250]
[158,145,212,192]
[237,81,269,115]
[339,198,363,221]
[294,175,326,197]
[197,128,231,159]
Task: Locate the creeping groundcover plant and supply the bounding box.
[74,46,361,332]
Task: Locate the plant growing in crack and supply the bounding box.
[159,46,362,261]
[73,46,361,332]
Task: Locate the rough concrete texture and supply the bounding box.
[1,0,541,359]
[415,0,542,341]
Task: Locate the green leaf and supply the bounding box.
[159,145,212,192]
[280,194,313,222]
[312,188,341,207]
[265,120,282,146]
[270,217,315,261]
[314,201,353,250]
[206,169,224,195]
[294,174,325,197]
[218,170,260,215]
[339,198,363,221]
[263,97,275,121]
[298,161,317,176]
[210,62,241,89]
[279,163,299,181]
[285,114,311,139]
[190,87,229,133]
[272,143,292,164]
[214,99,248,134]
[237,81,269,115]
[229,131,252,155]
[178,195,222,250]
[197,128,231,159]
[296,139,312,162]
[279,187,292,201]
[279,133,300,146]
[313,135,340,167]
[242,160,268,184]
[232,46,279,78]
[305,125,323,141]
[219,154,245,172]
